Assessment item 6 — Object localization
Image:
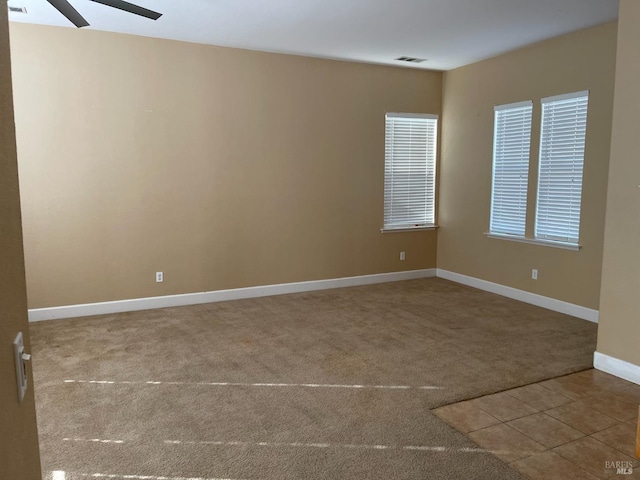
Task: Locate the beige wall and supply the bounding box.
[0,7,42,479]
[9,24,441,309]
[438,22,617,310]
[598,0,640,366]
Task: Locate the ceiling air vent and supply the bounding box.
[395,56,427,64]
[8,6,28,13]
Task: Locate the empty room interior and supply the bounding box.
[3,0,640,479]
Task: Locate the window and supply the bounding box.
[383,113,438,231]
[535,91,589,244]
[490,101,533,237]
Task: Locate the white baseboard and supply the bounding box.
[28,267,600,324]
[594,351,640,385]
[28,269,437,322]
[436,269,599,323]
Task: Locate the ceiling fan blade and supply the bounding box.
[46,0,90,28]
[88,0,163,20]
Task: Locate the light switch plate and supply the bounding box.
[13,332,28,403]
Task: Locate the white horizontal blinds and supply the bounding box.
[535,91,589,244]
[384,113,438,229]
[490,101,533,236]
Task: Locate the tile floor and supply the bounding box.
[433,369,640,479]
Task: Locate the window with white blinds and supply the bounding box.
[535,91,589,244]
[490,101,533,237]
[383,113,438,230]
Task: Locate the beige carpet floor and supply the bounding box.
[30,278,597,480]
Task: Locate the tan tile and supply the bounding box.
[508,412,584,448]
[592,423,638,458]
[507,383,573,410]
[546,402,618,435]
[606,387,640,406]
[540,375,607,400]
[573,370,636,393]
[553,437,639,479]
[469,391,538,422]
[583,392,639,422]
[468,424,546,463]
[432,401,501,433]
[567,377,640,404]
[620,383,640,403]
[512,451,600,480]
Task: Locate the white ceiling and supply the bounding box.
[7,0,619,71]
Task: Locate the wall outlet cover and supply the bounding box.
[13,332,28,403]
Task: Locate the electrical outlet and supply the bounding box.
[156,272,164,283]
[400,251,406,261]
[532,269,538,280]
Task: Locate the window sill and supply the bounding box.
[381,226,438,233]
[485,232,581,251]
